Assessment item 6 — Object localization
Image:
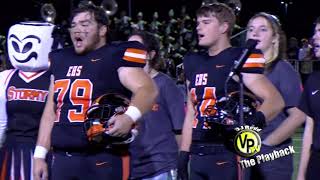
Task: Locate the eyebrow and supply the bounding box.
[71,19,92,25]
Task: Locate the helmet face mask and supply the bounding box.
[204,91,259,126]
[83,93,136,146]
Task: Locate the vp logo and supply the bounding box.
[234,128,261,157]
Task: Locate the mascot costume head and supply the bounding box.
[7,21,55,72]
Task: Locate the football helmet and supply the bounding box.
[204,91,260,126]
[83,93,137,146]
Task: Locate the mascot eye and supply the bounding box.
[12,41,20,53]
[22,42,33,53]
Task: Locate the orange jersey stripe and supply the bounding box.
[249,53,263,58]
[243,63,264,68]
[123,48,147,64]
[0,152,8,180]
[126,48,146,54]
[122,155,130,180]
[123,56,146,64]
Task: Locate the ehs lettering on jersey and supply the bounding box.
[7,86,48,102]
[66,66,83,77]
[195,73,208,86]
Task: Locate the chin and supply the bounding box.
[198,41,209,47]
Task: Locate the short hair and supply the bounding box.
[70,4,109,27]
[196,3,236,37]
[129,31,164,71]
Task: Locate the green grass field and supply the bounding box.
[293,127,303,180]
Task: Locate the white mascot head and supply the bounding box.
[7,22,55,72]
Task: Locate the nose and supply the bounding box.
[69,24,82,34]
[251,29,259,37]
[196,22,201,31]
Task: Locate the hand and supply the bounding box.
[246,111,266,128]
[177,151,189,180]
[107,114,134,137]
[33,158,48,180]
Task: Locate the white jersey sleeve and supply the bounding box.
[0,69,14,146]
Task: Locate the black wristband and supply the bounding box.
[179,151,190,161]
[255,111,266,128]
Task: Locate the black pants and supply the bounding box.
[306,150,320,180]
[190,144,240,180]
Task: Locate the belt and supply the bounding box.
[190,143,228,155]
[53,147,107,157]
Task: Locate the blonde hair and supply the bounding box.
[247,12,287,65]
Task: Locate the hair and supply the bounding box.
[129,31,165,71]
[70,4,109,27]
[196,2,236,37]
[315,16,320,25]
[248,12,287,71]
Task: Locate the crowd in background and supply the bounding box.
[0,7,319,82]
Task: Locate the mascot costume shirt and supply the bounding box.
[0,22,54,180]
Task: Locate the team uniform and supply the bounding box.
[0,22,55,180]
[183,47,265,180]
[129,72,185,180]
[0,69,51,180]
[298,71,320,180]
[245,60,302,180]
[49,41,146,180]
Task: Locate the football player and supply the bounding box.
[244,12,305,180]
[0,22,55,180]
[297,16,320,180]
[178,3,284,180]
[33,4,158,180]
[128,31,185,179]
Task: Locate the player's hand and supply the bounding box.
[245,111,266,128]
[107,114,134,137]
[177,151,190,180]
[33,158,48,180]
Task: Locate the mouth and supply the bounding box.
[13,52,38,63]
[198,34,205,40]
[74,36,84,48]
[314,42,320,53]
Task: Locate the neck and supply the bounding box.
[208,39,231,56]
[263,47,274,64]
[148,69,159,78]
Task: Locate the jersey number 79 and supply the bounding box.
[54,79,93,122]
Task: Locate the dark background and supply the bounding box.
[0,0,318,40]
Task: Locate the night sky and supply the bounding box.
[0,0,318,40]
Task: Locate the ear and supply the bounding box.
[219,22,229,34]
[149,50,156,60]
[272,33,280,44]
[99,25,108,37]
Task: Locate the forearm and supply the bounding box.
[258,91,284,122]
[0,117,7,145]
[264,108,306,146]
[297,116,313,178]
[36,109,55,149]
[243,73,284,122]
[36,76,55,149]
[130,84,158,114]
[180,97,194,151]
[118,67,158,115]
